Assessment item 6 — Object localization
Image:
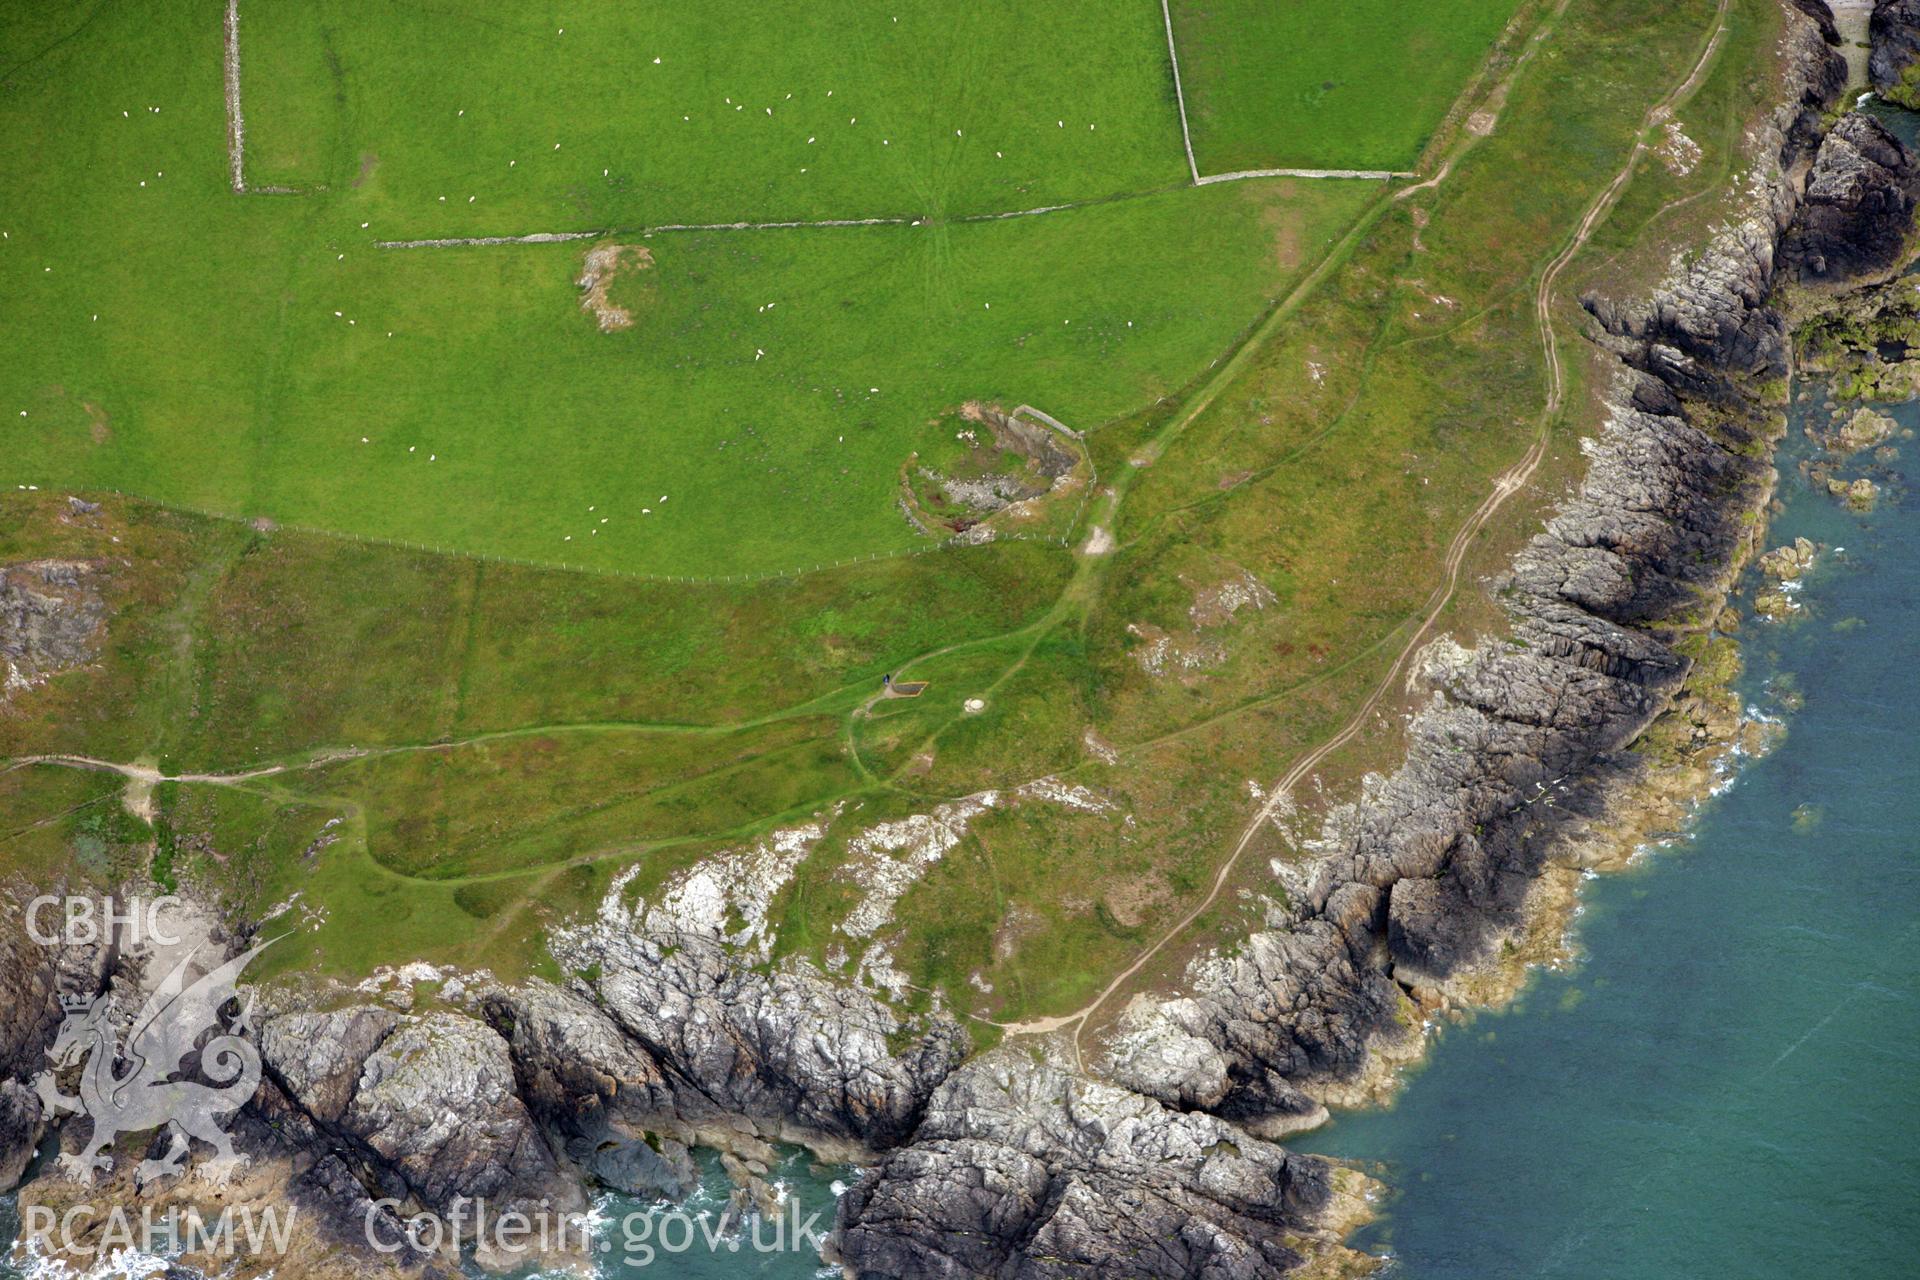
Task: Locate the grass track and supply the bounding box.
[0,0,1778,1020]
[1003,0,1738,1044]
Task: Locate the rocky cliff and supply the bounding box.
[1783,111,1920,281]
[1078,0,1861,1144]
[834,1057,1340,1279]
[1871,0,1920,107]
[2,4,1909,1279]
[845,4,1892,1270]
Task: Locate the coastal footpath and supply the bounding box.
[3,2,1918,1277]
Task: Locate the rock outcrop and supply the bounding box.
[0,904,105,1191]
[840,18,1877,1271]
[260,1007,581,1239]
[547,923,967,1156]
[835,1054,1334,1280]
[1790,0,1843,46]
[1067,0,1858,1136]
[1087,10,1859,1144]
[1782,111,1920,282]
[0,6,1903,1280]
[1871,0,1920,108]
[0,1082,42,1192]
[478,978,698,1199]
[0,561,105,698]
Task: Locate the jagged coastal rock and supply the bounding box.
[1759,536,1819,580]
[261,1008,582,1241]
[842,6,1894,1269]
[852,8,1897,1266]
[1870,0,1920,107]
[544,917,968,1156]
[2,4,1912,1278]
[1782,111,1920,281]
[1836,403,1899,450]
[0,908,103,1192]
[1069,0,1857,1138]
[834,1054,1338,1279]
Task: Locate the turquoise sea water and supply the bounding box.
[574,1146,841,1279]
[1297,392,1920,1278]
[6,287,1915,1280]
[592,380,1919,1280]
[6,402,1912,1279]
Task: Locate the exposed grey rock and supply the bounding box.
[0,1081,43,1192]
[548,925,965,1153]
[1790,0,1842,44]
[835,1054,1330,1280]
[1783,112,1920,283]
[585,1133,699,1201]
[1105,998,1234,1112]
[1105,0,1854,1133]
[1785,11,1854,167]
[0,560,105,696]
[255,1003,582,1269]
[0,905,108,1186]
[289,1010,569,1217]
[1584,223,1789,402]
[258,1006,401,1125]
[0,914,64,1082]
[1871,0,1920,107]
[241,1075,436,1269]
[344,1013,572,1214]
[0,7,1888,1278]
[1104,539,1710,1116]
[478,978,698,1198]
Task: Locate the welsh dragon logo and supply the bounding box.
[32,940,270,1185]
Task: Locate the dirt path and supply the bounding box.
[996,0,1733,1044]
[54,0,1724,1041]
[1394,0,1576,207]
[3,752,314,824]
[3,636,976,813]
[5,752,348,788]
[2,698,848,799]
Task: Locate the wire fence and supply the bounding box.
[220,0,1420,246]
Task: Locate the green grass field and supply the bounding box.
[0,0,1763,1021]
[242,0,1189,226]
[1170,0,1525,173]
[0,0,1380,577]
